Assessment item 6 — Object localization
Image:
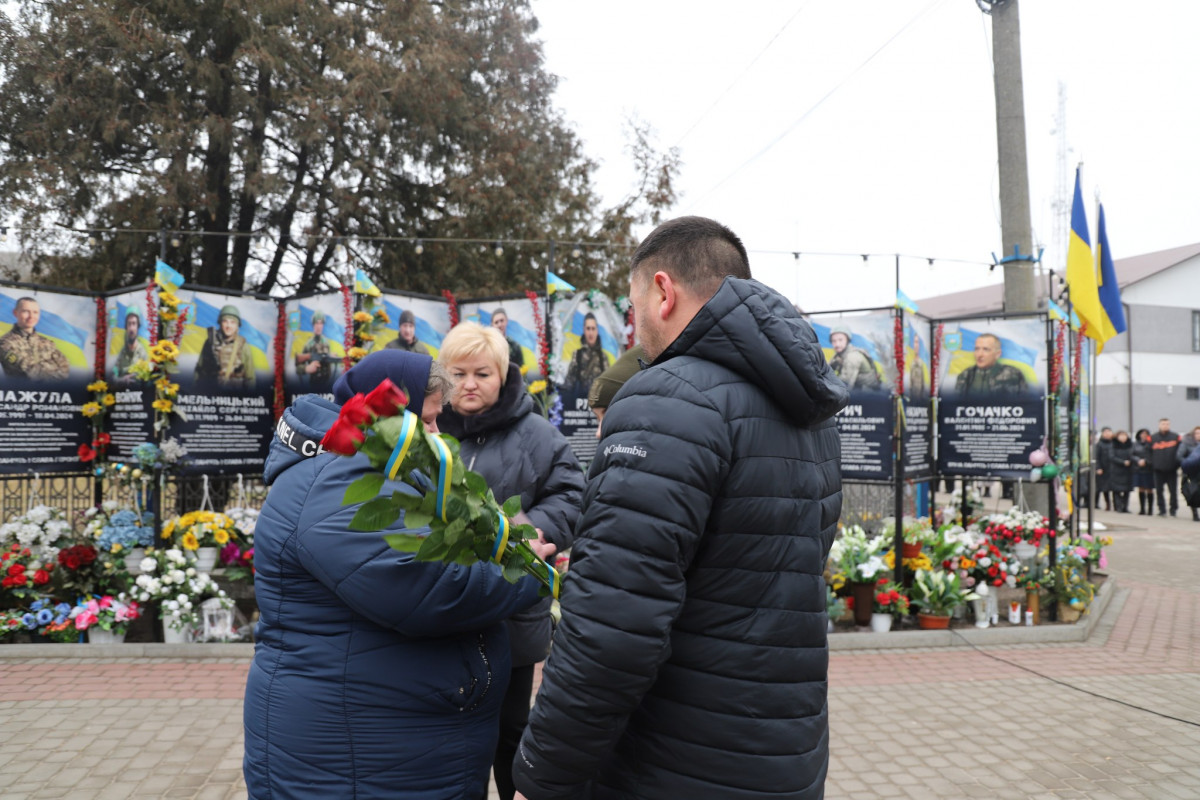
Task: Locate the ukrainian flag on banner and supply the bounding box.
[547,271,575,295]
[0,294,91,368]
[155,260,185,293]
[355,269,382,297]
[477,308,537,368]
[1095,204,1126,351]
[379,298,443,358]
[1065,168,1104,345]
[178,297,271,371]
[291,305,346,358]
[946,328,1040,387]
[108,302,149,356]
[896,290,918,314]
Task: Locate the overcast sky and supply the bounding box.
[530,0,1200,311]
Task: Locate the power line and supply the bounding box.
[687,0,948,209]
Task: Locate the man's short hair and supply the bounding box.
[630,216,751,295]
[439,321,511,383]
[976,333,1001,349]
[15,296,37,308]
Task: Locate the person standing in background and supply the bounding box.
[1150,418,1182,517]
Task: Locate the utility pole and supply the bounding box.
[982,0,1039,313]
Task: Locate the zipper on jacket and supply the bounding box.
[468,436,485,471]
[462,632,493,712]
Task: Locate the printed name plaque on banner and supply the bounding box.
[935,316,1048,477]
[0,285,98,473]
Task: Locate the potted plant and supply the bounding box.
[1047,548,1095,623]
[132,547,232,641]
[828,525,888,627]
[0,504,72,559]
[870,579,909,633]
[909,569,978,629]
[162,511,242,572]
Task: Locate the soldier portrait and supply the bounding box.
[564,312,608,393]
[954,333,1028,397]
[112,309,149,387]
[0,296,70,381]
[195,304,255,390]
[384,309,431,356]
[828,324,882,391]
[294,310,339,389]
[490,307,525,370]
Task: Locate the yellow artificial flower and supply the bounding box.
[181,532,200,551]
[156,378,179,397]
[519,363,530,376]
[213,528,230,545]
[528,380,547,395]
[102,393,116,406]
[158,291,181,308]
[348,346,368,360]
[81,402,102,417]
[830,573,846,591]
[162,519,177,539]
[360,333,375,342]
[152,398,174,413]
[111,543,123,554]
[373,310,390,324]
[160,309,179,321]
[353,311,373,323]
[150,341,180,362]
[86,380,109,393]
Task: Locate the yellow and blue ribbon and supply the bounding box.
[430,434,453,521]
[492,513,510,563]
[545,563,559,599]
[384,411,420,480]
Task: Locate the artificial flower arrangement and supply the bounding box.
[0,505,72,558]
[939,484,985,526]
[883,547,933,574]
[319,378,561,597]
[909,569,978,617]
[78,379,116,466]
[0,543,55,603]
[828,524,888,587]
[872,579,910,616]
[0,599,79,642]
[1076,532,1111,571]
[54,543,102,598]
[218,541,255,583]
[132,547,232,631]
[881,516,938,548]
[72,594,142,636]
[942,534,1020,595]
[1046,546,1096,612]
[161,511,239,551]
[95,508,156,553]
[980,507,1056,554]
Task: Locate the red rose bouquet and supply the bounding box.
[320,379,561,597]
[872,579,910,615]
[0,543,54,603]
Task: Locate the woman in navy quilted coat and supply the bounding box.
[243,350,545,799]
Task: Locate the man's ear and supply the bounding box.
[654,270,676,321]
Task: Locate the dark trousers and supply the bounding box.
[1154,469,1178,514]
[1113,490,1129,512]
[485,663,535,800]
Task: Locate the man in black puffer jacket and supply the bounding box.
[513,217,848,800]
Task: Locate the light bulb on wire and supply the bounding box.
[493,241,504,257]
[414,239,424,255]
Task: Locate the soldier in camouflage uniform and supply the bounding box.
[490,307,525,371]
[828,324,881,391]
[0,296,70,381]
[384,309,431,356]
[295,311,338,389]
[564,312,609,393]
[112,309,149,386]
[955,333,1028,396]
[196,304,255,390]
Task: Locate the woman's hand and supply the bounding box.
[529,528,557,561]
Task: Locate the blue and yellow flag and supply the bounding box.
[1095,204,1126,352]
[547,271,575,295]
[155,260,185,293]
[896,289,918,314]
[355,268,382,297]
[1065,168,1104,345]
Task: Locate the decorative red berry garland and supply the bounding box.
[442,289,460,328]
[146,284,159,346]
[526,290,550,379]
[1050,320,1066,396]
[893,313,905,395]
[931,323,944,397]
[172,306,189,347]
[341,284,354,371]
[1071,322,1085,394]
[273,303,288,419]
[94,298,107,380]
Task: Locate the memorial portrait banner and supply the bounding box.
[810,310,896,481]
[105,287,156,462]
[375,293,451,359]
[902,313,933,480]
[936,316,1048,477]
[171,288,278,474]
[552,293,626,466]
[0,284,98,473]
[458,295,541,377]
[284,292,348,405]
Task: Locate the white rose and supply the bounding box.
[177,594,189,605]
[139,557,157,573]
[186,568,196,577]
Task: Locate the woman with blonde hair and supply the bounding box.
[437,322,583,800]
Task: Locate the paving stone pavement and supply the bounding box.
[1,505,1198,798]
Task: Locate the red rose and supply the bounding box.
[321,418,367,455]
[33,569,50,585]
[65,555,81,570]
[7,564,24,576]
[78,443,96,463]
[80,546,97,564]
[363,379,409,418]
[988,565,999,577]
[338,394,374,427]
[95,433,111,446]
[876,592,888,605]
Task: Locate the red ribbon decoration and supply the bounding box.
[442,289,460,328]
[172,306,189,347]
[893,313,905,395]
[1050,320,1066,396]
[1071,322,1085,394]
[931,323,944,397]
[341,283,354,371]
[146,284,159,346]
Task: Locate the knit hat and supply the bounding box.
[332,350,431,415]
[587,345,644,410]
[399,310,416,326]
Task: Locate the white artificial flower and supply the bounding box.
[186,568,196,577]
[139,557,157,573]
[167,569,186,585]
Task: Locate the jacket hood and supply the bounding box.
[655,277,848,427]
[438,363,534,440]
[264,395,342,485]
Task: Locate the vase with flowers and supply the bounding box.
[73,594,142,644]
[870,579,909,633]
[162,511,241,572]
[1047,547,1095,623]
[909,569,978,629]
[828,525,889,627]
[132,547,232,640]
